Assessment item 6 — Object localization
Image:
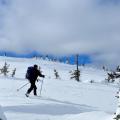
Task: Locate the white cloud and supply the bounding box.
[0,0,120,66]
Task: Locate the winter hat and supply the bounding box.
[34,64,38,68]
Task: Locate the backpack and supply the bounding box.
[26,66,34,79]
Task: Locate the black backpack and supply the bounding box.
[26,66,34,79]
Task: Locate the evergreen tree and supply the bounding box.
[70,69,80,81]
[0,62,10,76]
[102,66,105,71]
[116,66,120,72]
[90,80,94,83]
[54,69,60,79]
[74,54,80,81]
[11,68,16,77]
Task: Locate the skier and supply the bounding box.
[25,64,45,97]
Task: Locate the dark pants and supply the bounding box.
[27,80,37,95]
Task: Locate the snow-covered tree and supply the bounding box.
[106,71,120,83]
[102,66,105,71]
[116,66,120,72]
[54,69,60,79]
[0,62,10,76]
[106,72,115,83]
[70,69,80,81]
[11,68,16,77]
[90,80,94,83]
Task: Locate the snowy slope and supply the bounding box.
[0,56,118,120]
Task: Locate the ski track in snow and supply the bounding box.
[0,57,117,120]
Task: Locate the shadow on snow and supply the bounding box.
[3,97,96,115]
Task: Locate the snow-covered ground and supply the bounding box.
[0,105,7,120]
[0,56,118,120]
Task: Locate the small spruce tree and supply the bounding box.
[54,69,60,79]
[0,62,10,76]
[70,69,80,81]
[90,80,94,83]
[116,66,120,72]
[102,66,105,71]
[11,68,16,77]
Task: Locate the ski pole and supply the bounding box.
[17,82,29,91]
[40,78,44,96]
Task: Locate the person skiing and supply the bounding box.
[25,64,45,97]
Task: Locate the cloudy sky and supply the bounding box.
[0,0,120,67]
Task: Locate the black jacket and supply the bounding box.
[28,67,44,81]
